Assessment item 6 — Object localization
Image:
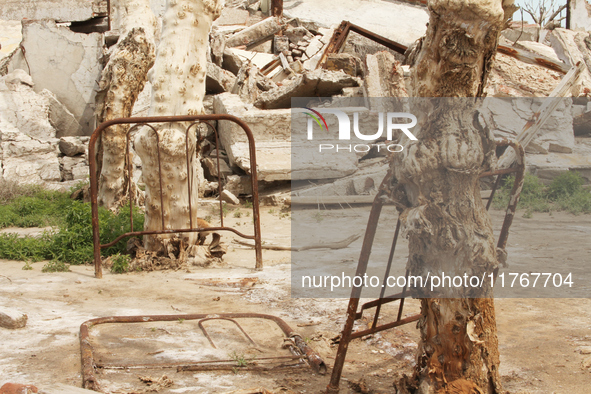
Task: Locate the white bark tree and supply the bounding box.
[392,0,515,392]
[134,0,223,255]
[95,0,157,210]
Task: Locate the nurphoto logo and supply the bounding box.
[294,108,418,153]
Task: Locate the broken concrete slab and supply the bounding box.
[326,53,361,77]
[514,41,561,62]
[40,90,81,138]
[0,20,22,66]
[221,189,241,205]
[225,174,253,196]
[295,162,388,197]
[255,69,360,109]
[365,51,407,100]
[206,62,238,94]
[58,136,87,157]
[480,98,575,154]
[203,157,233,178]
[283,0,428,48]
[1,126,61,184]
[6,20,103,135]
[500,23,540,43]
[284,27,312,44]
[484,53,563,97]
[0,306,27,329]
[0,70,57,142]
[214,93,359,181]
[0,0,103,22]
[547,28,591,96]
[213,93,291,181]
[225,17,284,48]
[304,35,325,60]
[213,7,250,26]
[60,155,88,181]
[225,48,276,73]
[210,31,226,67]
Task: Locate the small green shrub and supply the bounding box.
[42,260,70,273]
[493,172,591,216]
[0,190,144,265]
[110,253,131,274]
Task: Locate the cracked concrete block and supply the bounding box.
[1,126,61,184]
[0,70,56,142]
[284,27,311,45]
[221,189,240,205]
[480,98,575,154]
[326,53,361,77]
[214,93,359,181]
[226,17,283,48]
[225,174,252,196]
[60,155,87,181]
[206,62,238,94]
[254,69,360,109]
[0,307,27,329]
[40,90,81,137]
[202,157,233,178]
[365,51,407,101]
[7,20,103,135]
[58,136,87,157]
[0,0,100,22]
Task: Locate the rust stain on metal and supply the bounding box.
[79,313,327,391]
[89,114,264,278]
[326,139,525,393]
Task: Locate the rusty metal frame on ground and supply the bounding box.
[325,139,526,393]
[80,313,327,391]
[89,114,263,278]
[317,20,569,74]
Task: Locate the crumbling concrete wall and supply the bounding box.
[7,20,103,135]
[0,0,105,22]
[570,0,591,32]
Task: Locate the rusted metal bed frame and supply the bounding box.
[80,313,327,391]
[325,139,526,393]
[89,114,263,278]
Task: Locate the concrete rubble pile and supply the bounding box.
[1,0,591,202]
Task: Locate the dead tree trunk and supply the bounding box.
[134,0,223,255]
[95,0,157,210]
[392,0,515,392]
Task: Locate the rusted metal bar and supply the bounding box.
[318,21,409,70]
[98,356,302,370]
[348,23,407,55]
[80,313,327,391]
[271,0,283,17]
[177,362,305,372]
[317,20,568,75]
[495,140,525,252]
[89,114,263,277]
[350,314,421,340]
[292,335,328,375]
[326,172,391,394]
[326,139,525,393]
[198,317,257,349]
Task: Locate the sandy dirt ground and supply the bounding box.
[1,206,590,394]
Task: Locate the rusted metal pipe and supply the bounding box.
[271,0,283,17]
[89,114,263,277]
[80,313,326,390]
[326,139,525,393]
